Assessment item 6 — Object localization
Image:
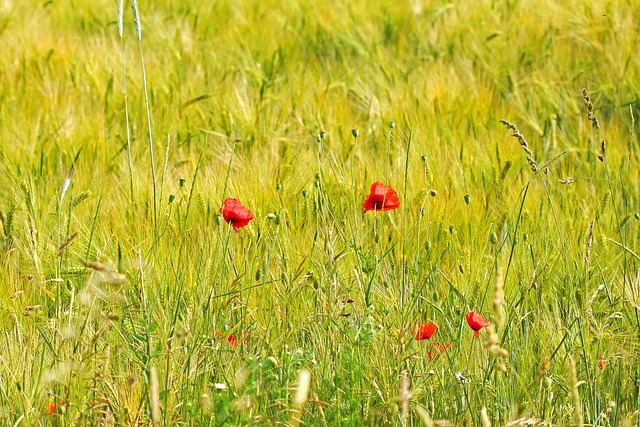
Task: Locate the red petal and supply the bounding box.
[220,198,253,232]
[436,343,451,352]
[226,334,237,347]
[466,311,490,333]
[414,323,438,340]
[363,182,400,212]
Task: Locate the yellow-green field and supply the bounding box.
[1,0,639,425]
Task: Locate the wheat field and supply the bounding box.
[0,0,639,425]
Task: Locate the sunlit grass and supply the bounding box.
[0,0,639,425]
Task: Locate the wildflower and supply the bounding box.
[363,182,400,212]
[466,311,490,338]
[220,198,253,232]
[598,355,604,370]
[413,323,438,340]
[215,330,247,348]
[435,343,451,352]
[227,334,237,348]
[46,402,66,414]
[455,371,470,384]
[427,343,451,361]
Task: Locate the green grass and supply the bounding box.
[0,0,639,425]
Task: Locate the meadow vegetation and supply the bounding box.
[0,0,639,425]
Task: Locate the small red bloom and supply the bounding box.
[465,311,490,338]
[413,323,438,340]
[220,198,253,232]
[427,343,451,360]
[227,334,237,348]
[219,331,250,348]
[363,182,400,212]
[436,343,451,352]
[46,402,65,414]
[598,355,604,370]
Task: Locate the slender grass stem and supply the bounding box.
[131,0,157,229]
[118,0,135,208]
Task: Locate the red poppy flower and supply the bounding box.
[435,343,451,352]
[46,402,66,414]
[466,311,490,338]
[218,331,250,348]
[598,355,604,370]
[427,343,451,360]
[220,198,253,232]
[413,323,438,340]
[362,182,400,212]
[227,334,237,348]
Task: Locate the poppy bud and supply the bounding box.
[421,155,428,162]
[490,232,498,244]
[464,194,471,205]
[351,129,359,138]
[315,172,321,180]
[301,190,308,198]
[319,131,326,140]
[255,269,262,281]
[266,213,277,220]
[179,178,186,188]
[276,183,282,191]
[215,214,223,226]
[389,121,395,129]
[449,225,454,235]
[523,233,528,241]
[168,195,175,204]
[429,189,437,197]
[636,213,640,220]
